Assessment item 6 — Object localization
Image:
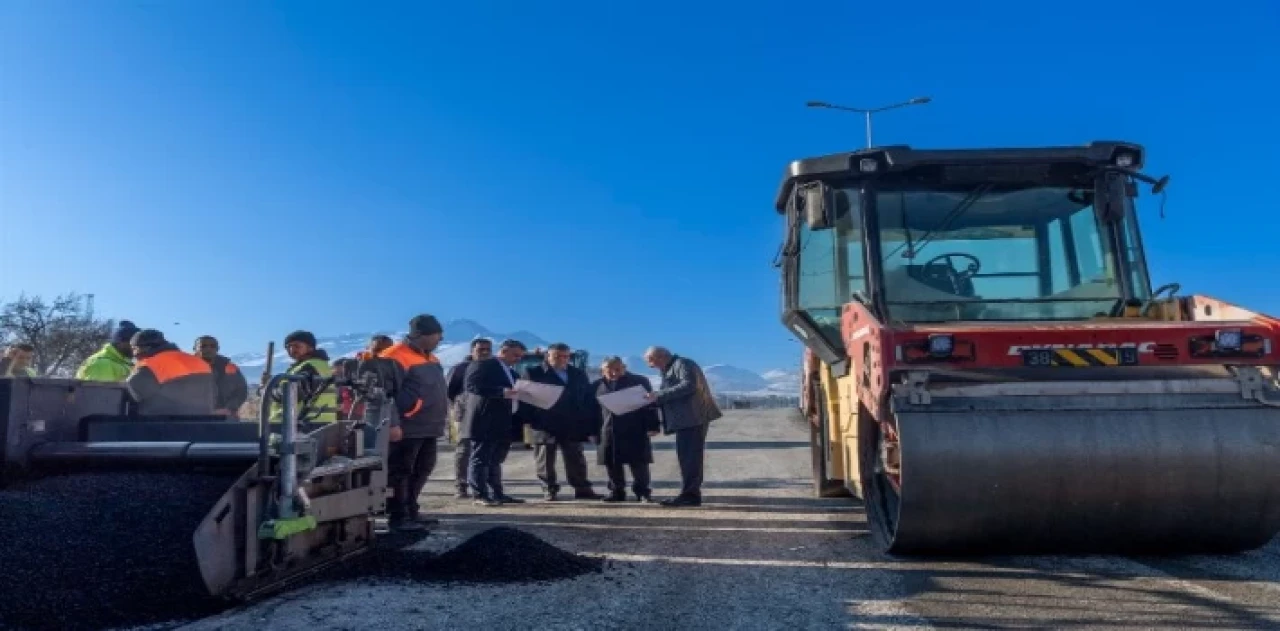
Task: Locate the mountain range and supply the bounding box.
[227,319,799,396]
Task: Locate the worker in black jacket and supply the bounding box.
[520,342,601,501]
[378,315,449,531]
[445,337,492,498]
[192,336,249,418]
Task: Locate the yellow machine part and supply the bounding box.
[814,364,862,497]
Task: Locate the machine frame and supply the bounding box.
[775,141,1280,553]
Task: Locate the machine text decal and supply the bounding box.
[1007,342,1157,356]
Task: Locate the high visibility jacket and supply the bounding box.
[270,355,338,423]
[76,344,133,382]
[127,347,217,416]
[206,355,249,414]
[380,342,447,439]
[1,362,36,377]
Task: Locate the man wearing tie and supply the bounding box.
[460,338,528,507]
[521,342,601,501]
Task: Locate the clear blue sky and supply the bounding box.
[1,2,1277,372]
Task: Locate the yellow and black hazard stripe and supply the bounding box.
[1050,348,1120,367]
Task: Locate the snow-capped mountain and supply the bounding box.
[228,319,798,396]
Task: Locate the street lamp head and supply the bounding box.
[805,101,831,108]
[909,96,932,105]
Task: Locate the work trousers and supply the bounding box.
[606,461,652,498]
[453,423,472,492]
[387,437,439,520]
[675,423,709,499]
[468,439,512,500]
[534,440,591,494]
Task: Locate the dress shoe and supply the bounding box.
[601,493,627,503]
[544,490,559,501]
[497,495,526,504]
[636,494,655,504]
[454,488,470,500]
[660,495,701,507]
[474,497,501,507]
[575,489,603,500]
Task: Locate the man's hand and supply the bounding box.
[648,430,659,437]
[213,408,232,418]
[644,391,657,402]
[588,435,598,444]
[503,388,519,400]
[389,426,404,443]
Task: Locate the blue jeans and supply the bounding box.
[467,439,511,499]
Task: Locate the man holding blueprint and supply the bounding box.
[593,356,661,502]
[519,343,602,501]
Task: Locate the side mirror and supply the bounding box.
[797,181,838,230]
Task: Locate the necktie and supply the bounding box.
[504,365,517,413]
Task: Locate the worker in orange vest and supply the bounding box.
[126,329,217,416]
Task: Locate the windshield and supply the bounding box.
[873,184,1148,323]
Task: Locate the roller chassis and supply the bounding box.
[780,141,1280,554]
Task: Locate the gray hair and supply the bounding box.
[600,355,624,367]
[643,346,671,359]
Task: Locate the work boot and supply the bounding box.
[601,492,626,503]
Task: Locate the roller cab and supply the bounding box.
[775,141,1280,554]
[1,372,390,600]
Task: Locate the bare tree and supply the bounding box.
[0,293,115,377]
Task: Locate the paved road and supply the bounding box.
[179,409,1280,630]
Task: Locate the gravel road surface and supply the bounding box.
[173,409,1280,631]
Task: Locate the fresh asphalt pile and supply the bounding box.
[326,526,604,585]
[0,471,238,631]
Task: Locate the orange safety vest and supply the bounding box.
[137,349,213,382]
[379,342,440,418]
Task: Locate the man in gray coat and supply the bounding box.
[643,346,722,507]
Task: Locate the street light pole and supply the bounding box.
[805,96,932,148]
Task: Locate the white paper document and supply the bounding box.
[513,379,565,410]
[596,385,651,416]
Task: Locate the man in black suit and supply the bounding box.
[521,342,601,501]
[460,338,528,507]
[446,337,493,499]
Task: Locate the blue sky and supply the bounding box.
[1,2,1277,372]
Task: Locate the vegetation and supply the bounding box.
[0,293,116,377]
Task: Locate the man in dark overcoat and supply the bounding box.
[593,356,661,503]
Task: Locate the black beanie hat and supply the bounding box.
[130,329,168,349]
[408,314,443,337]
[284,330,317,348]
[112,320,141,344]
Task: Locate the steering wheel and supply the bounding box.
[1140,283,1181,317]
[922,252,982,294]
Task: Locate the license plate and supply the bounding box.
[1021,347,1138,367]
